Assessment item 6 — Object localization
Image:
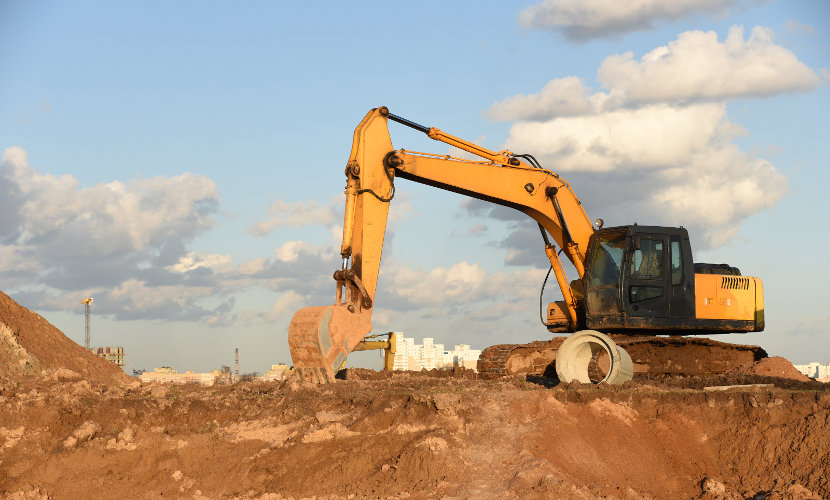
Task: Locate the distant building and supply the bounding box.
[91,346,125,367]
[261,364,292,381]
[448,343,481,371]
[793,361,830,379]
[392,335,481,372]
[139,366,232,386]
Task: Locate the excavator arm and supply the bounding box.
[288,106,598,382]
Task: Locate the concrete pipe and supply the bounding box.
[555,330,634,385]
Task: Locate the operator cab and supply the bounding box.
[582,225,696,332]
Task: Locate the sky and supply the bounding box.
[1,0,828,374]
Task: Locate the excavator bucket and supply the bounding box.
[287,304,372,383]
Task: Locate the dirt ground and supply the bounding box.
[2,291,829,500]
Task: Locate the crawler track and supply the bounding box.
[478,335,767,379]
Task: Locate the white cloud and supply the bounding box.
[519,0,751,41]
[370,308,394,328]
[482,25,814,249]
[500,103,786,247]
[488,26,820,125]
[249,191,415,260]
[390,261,484,306]
[271,290,307,317]
[464,300,533,323]
[168,252,234,274]
[108,279,201,311]
[249,198,340,236]
[783,20,814,37]
[485,77,599,121]
[383,261,539,309]
[599,26,821,103]
[651,144,787,246]
[245,290,308,324]
[2,147,218,262]
[0,146,230,321]
[468,224,487,236]
[0,246,38,273]
[274,240,313,262]
[236,258,269,276]
[504,103,726,172]
[90,279,235,324]
[387,195,416,224]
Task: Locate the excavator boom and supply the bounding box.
[288,106,597,382]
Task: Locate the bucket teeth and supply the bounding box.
[295,367,334,384]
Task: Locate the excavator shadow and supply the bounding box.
[525,374,561,388]
[523,363,561,388]
[521,357,622,387]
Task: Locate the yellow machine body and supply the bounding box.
[695,275,764,328]
[287,106,766,382]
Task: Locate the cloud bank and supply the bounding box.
[483,26,820,248]
[599,26,820,102]
[519,0,758,41]
[0,147,228,322]
[248,198,341,236]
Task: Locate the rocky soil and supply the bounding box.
[1,291,828,500]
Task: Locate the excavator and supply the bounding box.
[287,107,766,384]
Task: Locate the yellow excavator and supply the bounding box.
[287,107,766,384]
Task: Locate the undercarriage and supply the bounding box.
[477,335,767,381]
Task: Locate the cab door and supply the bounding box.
[584,229,628,322]
[668,232,695,319]
[625,234,670,318]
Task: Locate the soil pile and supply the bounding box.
[727,356,810,382]
[0,290,128,385]
[338,366,479,381]
[1,372,828,499]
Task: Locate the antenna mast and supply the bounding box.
[81,297,93,349]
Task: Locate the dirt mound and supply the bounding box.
[698,478,821,499]
[726,356,810,382]
[336,367,393,380]
[1,373,828,499]
[0,290,129,385]
[337,366,479,381]
[413,366,479,379]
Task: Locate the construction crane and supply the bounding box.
[81,297,93,350]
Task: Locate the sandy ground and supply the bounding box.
[1,291,828,500]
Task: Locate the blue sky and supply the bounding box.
[2,0,828,374]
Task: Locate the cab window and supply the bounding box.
[670,235,683,286]
[588,231,626,286]
[630,238,663,280]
